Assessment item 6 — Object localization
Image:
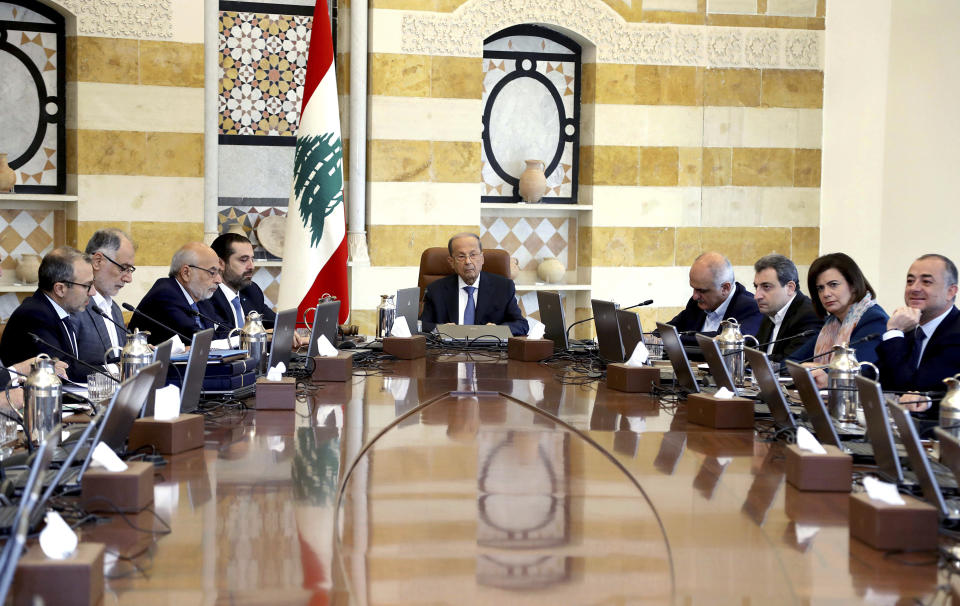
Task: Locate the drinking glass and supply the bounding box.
[87,373,117,404]
[0,418,17,458]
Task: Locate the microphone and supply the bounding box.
[93,307,133,337]
[793,333,882,364]
[28,333,119,383]
[564,299,654,344]
[122,302,192,341]
[753,329,817,350]
[185,307,234,332]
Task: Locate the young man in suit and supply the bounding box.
[752,254,822,362]
[73,228,135,368]
[669,251,763,338]
[420,233,528,336]
[0,247,94,381]
[877,254,960,413]
[128,242,222,344]
[209,233,275,332]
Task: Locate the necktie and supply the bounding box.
[190,302,203,329]
[909,328,927,369]
[231,296,245,328]
[62,316,78,356]
[463,286,476,325]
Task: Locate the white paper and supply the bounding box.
[315,334,339,357]
[170,335,186,355]
[526,317,546,340]
[39,511,78,560]
[627,416,646,433]
[61,430,71,441]
[211,335,240,350]
[714,387,735,400]
[717,457,733,466]
[623,342,649,368]
[520,291,539,315]
[796,427,828,454]
[390,317,412,337]
[90,441,128,472]
[153,385,181,421]
[266,362,286,382]
[863,475,906,505]
[795,523,820,544]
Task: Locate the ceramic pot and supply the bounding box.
[16,254,41,284]
[0,153,15,193]
[509,257,520,280]
[537,257,565,283]
[518,159,548,203]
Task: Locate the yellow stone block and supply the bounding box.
[591,146,639,186]
[76,130,146,176]
[130,222,205,266]
[66,219,78,248]
[636,66,703,106]
[732,148,795,187]
[579,146,595,186]
[595,64,637,105]
[762,69,823,109]
[574,306,593,340]
[702,147,732,186]
[704,68,761,107]
[368,140,432,182]
[656,307,687,324]
[336,53,350,97]
[140,41,204,88]
[792,227,820,265]
[592,227,636,266]
[794,148,821,187]
[350,309,377,336]
[65,36,77,82]
[643,10,705,25]
[431,56,482,99]
[370,53,430,97]
[581,63,596,105]
[578,224,592,267]
[145,132,204,178]
[639,147,679,186]
[368,224,476,267]
[65,129,78,174]
[433,141,480,183]
[678,147,702,186]
[676,227,791,267]
[75,36,139,84]
[633,227,676,266]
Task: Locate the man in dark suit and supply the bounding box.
[209,233,275,333]
[73,228,135,367]
[0,247,95,381]
[877,254,960,413]
[420,233,528,336]
[128,242,223,345]
[752,254,822,362]
[668,251,763,338]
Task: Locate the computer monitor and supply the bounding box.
[395,287,420,336]
[591,299,625,363]
[267,308,297,370]
[180,329,214,414]
[537,291,568,351]
[617,310,643,361]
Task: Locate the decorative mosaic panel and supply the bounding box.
[0,1,65,193]
[217,203,287,261]
[0,209,56,271]
[252,266,281,310]
[479,215,576,273]
[218,4,314,142]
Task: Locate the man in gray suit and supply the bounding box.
[73,228,136,369]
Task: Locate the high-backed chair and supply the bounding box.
[417,247,511,309]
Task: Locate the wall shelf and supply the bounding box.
[480,203,591,211]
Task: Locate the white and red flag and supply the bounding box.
[279,0,348,324]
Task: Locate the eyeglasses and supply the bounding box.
[61,280,95,292]
[453,252,482,263]
[188,264,222,277]
[99,252,136,275]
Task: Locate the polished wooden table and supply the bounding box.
[73,352,945,604]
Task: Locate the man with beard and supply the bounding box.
[128,242,222,344]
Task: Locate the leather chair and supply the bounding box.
[417,247,511,309]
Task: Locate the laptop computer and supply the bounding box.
[657,322,700,395]
[617,310,644,361]
[591,299,625,363]
[889,401,960,520]
[0,426,58,535]
[395,287,420,336]
[696,334,759,398]
[537,291,569,351]
[437,323,512,343]
[180,329,213,411]
[936,428,960,481]
[267,308,297,371]
[99,362,163,452]
[142,338,173,418]
[785,361,868,454]
[306,299,341,357]
[743,347,798,430]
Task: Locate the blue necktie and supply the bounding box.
[908,328,926,369]
[231,296,244,328]
[190,302,202,329]
[463,286,476,325]
[62,316,78,356]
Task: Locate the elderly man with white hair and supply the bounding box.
[668,251,763,338]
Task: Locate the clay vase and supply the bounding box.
[537,257,565,284]
[0,153,15,193]
[509,257,520,280]
[16,254,41,284]
[518,159,548,203]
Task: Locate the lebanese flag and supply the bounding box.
[278,0,348,325]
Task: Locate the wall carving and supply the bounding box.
[400,0,823,69]
[59,0,172,39]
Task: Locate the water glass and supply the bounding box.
[643,334,664,360]
[0,419,17,458]
[88,373,117,404]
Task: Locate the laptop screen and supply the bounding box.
[180,329,214,414]
[268,308,297,370]
[617,310,643,361]
[537,291,568,351]
[744,347,796,430]
[143,338,173,418]
[785,361,841,448]
[395,287,420,336]
[657,322,699,394]
[889,400,949,517]
[856,375,904,483]
[696,334,737,393]
[591,299,625,363]
[98,362,163,452]
[307,299,341,357]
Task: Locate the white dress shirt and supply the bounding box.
[219,283,244,328]
[702,287,736,333]
[457,274,480,325]
[92,290,122,349]
[766,294,797,355]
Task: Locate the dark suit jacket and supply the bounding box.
[420,271,528,336]
[788,304,889,365]
[74,298,127,367]
[208,282,277,338]
[0,290,85,381]
[876,306,960,394]
[755,291,823,362]
[127,277,216,345]
[668,282,763,338]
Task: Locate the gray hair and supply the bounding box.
[695,252,735,289]
[447,232,482,256]
[918,253,958,287]
[38,246,91,292]
[168,247,200,278]
[84,228,132,256]
[754,254,800,289]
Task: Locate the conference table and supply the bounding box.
[72,351,946,604]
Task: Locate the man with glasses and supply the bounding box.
[129,242,223,344]
[420,233,528,336]
[72,228,135,368]
[0,247,94,381]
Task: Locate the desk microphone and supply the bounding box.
[93,307,134,337]
[793,333,881,364]
[121,303,191,341]
[185,307,234,332]
[564,299,653,343]
[27,333,119,383]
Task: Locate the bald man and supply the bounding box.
[128,242,223,344]
[668,252,763,338]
